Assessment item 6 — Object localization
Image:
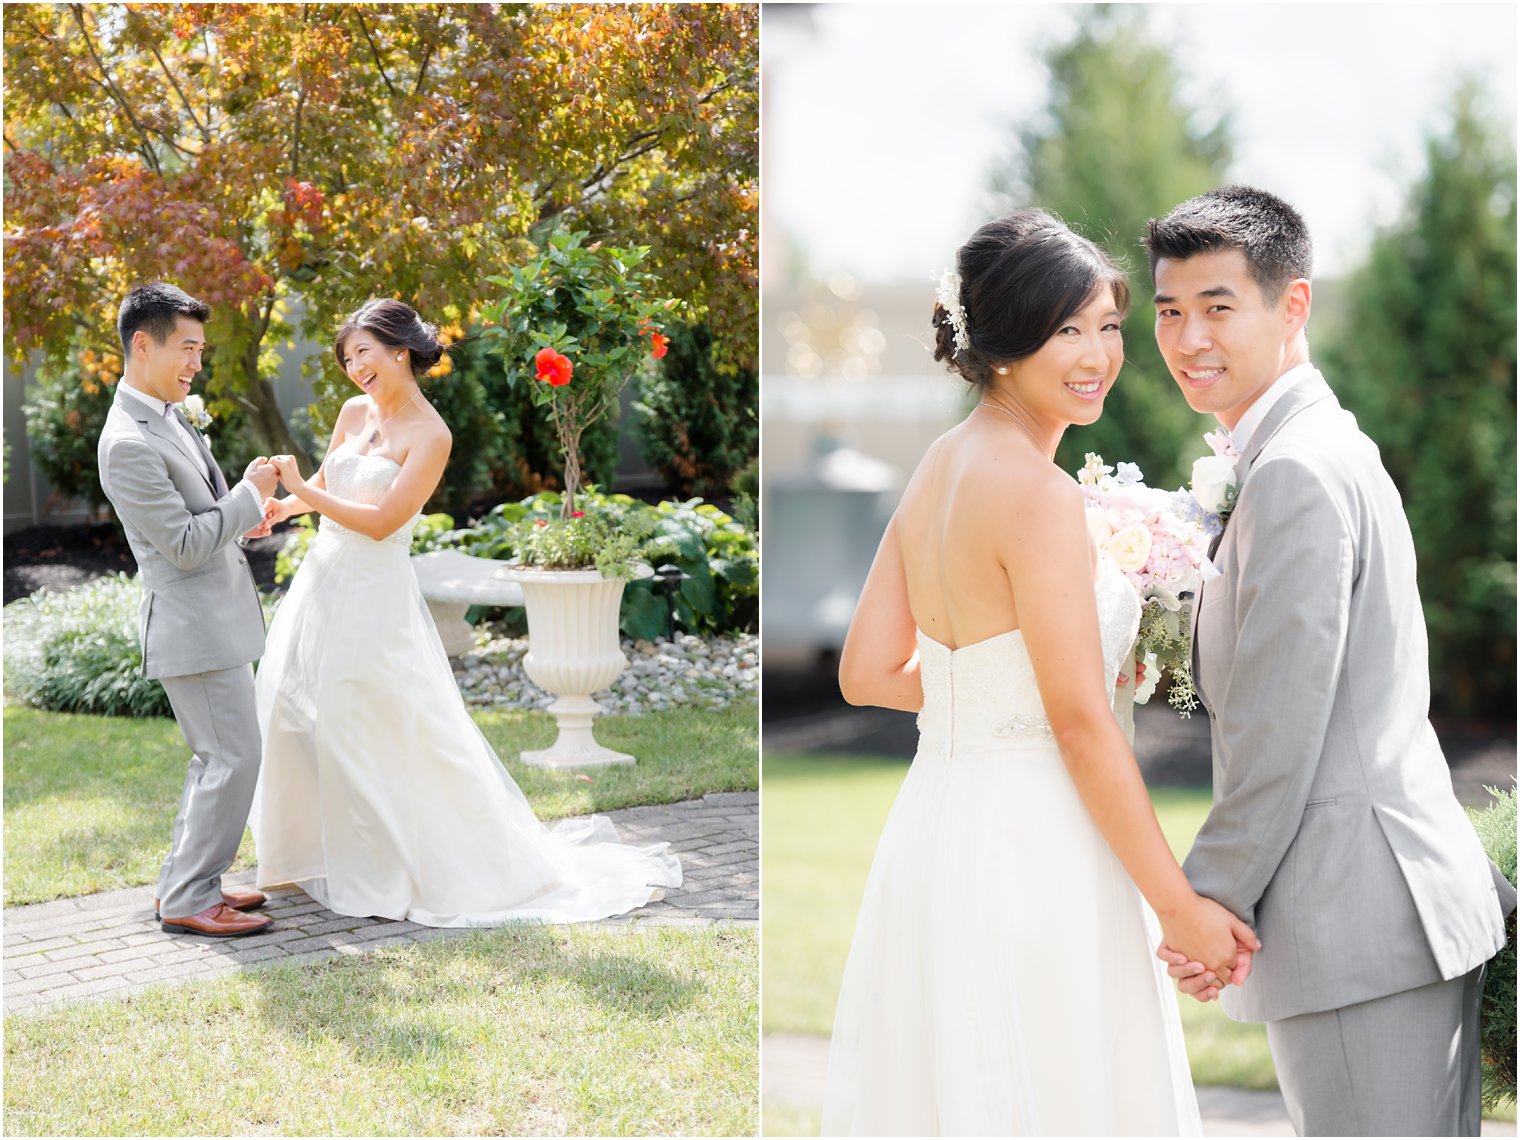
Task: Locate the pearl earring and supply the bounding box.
[996,366,1008,375]
[396,353,404,360]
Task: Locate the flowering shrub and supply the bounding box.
[479,230,679,519]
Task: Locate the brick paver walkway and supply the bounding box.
[3,791,756,1015]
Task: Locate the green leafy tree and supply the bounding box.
[1321,84,1516,718]
[989,5,1230,487]
[4,3,757,480]
[634,322,758,499]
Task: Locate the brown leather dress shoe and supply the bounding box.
[159,902,272,938]
[154,889,267,921]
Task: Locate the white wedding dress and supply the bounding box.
[821,563,1201,1136]
[249,440,681,926]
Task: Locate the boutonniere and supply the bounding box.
[179,394,213,432]
[1191,431,1239,527]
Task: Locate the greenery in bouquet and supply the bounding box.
[478,230,679,519]
[1078,452,1224,716]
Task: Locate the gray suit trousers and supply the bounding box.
[156,664,262,918]
[1266,965,1484,1136]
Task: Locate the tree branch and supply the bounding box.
[148,40,210,143]
[68,3,163,176]
[354,9,398,101]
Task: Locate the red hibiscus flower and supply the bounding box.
[649,332,669,360]
[534,346,573,387]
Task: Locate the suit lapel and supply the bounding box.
[1188,369,1338,703]
[1234,371,1337,485]
[172,405,228,495]
[116,388,215,492]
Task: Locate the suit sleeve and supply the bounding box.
[103,437,262,572]
[1182,454,1354,926]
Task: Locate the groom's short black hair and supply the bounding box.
[118,283,211,359]
[1143,186,1313,301]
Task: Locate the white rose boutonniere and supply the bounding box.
[179,394,212,432]
[1190,453,1238,518]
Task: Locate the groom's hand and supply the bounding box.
[244,456,278,498]
[1157,938,1256,1002]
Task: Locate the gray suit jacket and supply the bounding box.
[97,386,266,679]
[1186,370,1511,1023]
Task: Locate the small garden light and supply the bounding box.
[653,563,690,642]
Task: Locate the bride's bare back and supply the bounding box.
[896,417,1098,651]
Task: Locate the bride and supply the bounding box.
[822,210,1256,1135]
[250,298,680,926]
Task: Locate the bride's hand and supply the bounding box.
[270,454,304,491]
[262,496,292,526]
[1156,896,1258,984]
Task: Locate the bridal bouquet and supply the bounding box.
[1077,449,1234,715]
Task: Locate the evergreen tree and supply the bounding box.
[1321,83,1516,718]
[990,6,1231,487]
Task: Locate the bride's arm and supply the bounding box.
[838,516,922,712]
[271,427,451,542]
[263,399,361,524]
[1006,471,1256,979]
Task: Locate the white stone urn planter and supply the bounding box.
[501,565,647,768]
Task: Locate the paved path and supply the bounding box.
[3,791,756,1015]
[762,1033,1516,1137]
[763,1033,1515,1136]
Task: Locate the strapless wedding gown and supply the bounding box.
[821,564,1200,1136]
[249,441,681,926]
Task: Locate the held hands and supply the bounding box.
[269,454,305,494]
[261,496,296,529]
[1156,936,1257,1003]
[1154,895,1258,998]
[243,455,278,498]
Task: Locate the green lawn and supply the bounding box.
[4,923,758,1136]
[3,700,756,907]
[760,752,1276,1090]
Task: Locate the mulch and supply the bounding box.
[3,520,289,606]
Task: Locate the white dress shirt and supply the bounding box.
[119,381,260,516]
[1227,361,1319,457]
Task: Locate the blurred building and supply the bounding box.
[761,274,967,664]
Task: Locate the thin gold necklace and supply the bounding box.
[980,400,1051,459]
[369,390,420,445]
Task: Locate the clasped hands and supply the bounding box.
[240,455,306,540]
[1156,929,1258,1003]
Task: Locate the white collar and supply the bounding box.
[1226,361,1318,456]
[119,380,171,418]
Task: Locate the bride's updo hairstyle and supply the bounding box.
[932,208,1130,388]
[333,298,449,378]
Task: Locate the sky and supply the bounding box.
[763,2,1518,285]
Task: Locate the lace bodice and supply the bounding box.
[915,562,1141,755]
[318,442,419,546]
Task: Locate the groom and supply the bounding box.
[97,283,278,938]
[1145,187,1513,1135]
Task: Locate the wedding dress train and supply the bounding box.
[821,563,1201,1135]
[250,441,681,926]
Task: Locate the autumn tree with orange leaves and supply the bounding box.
[4,2,757,479]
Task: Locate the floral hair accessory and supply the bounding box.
[933,268,970,357]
